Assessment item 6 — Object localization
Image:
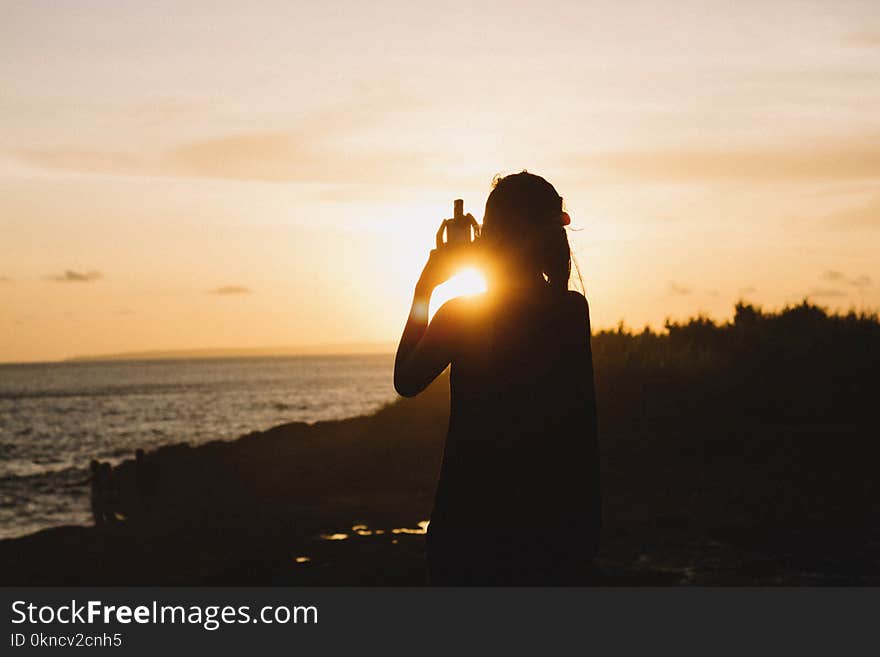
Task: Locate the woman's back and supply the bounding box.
[427,288,600,584]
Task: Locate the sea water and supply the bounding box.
[0,354,395,539]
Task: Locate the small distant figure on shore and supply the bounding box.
[80,459,117,526]
[134,448,160,519]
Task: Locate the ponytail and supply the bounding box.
[541,223,572,292]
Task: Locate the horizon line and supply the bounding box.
[0,342,398,366]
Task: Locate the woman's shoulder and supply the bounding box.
[565,289,588,307]
[562,289,590,317]
[556,290,591,335]
[431,293,490,327]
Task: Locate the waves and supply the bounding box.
[0,354,396,539]
[0,383,205,401]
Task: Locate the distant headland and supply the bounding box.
[64,342,395,363]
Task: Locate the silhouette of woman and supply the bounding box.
[395,172,600,585]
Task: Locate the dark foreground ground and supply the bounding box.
[1,371,878,585]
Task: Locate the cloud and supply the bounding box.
[166,133,308,181]
[0,276,12,283]
[15,134,433,185]
[165,132,431,184]
[50,270,103,283]
[11,93,436,185]
[738,286,758,295]
[820,270,872,287]
[210,285,251,295]
[827,195,880,228]
[583,136,880,183]
[846,31,880,47]
[806,288,847,299]
[668,282,691,295]
[16,149,144,177]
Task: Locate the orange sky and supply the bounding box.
[2,1,879,362]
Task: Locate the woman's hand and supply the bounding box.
[416,246,467,294]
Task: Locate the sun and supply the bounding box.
[429,267,488,318]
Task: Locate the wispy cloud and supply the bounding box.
[583,136,880,183]
[49,270,103,283]
[210,285,251,295]
[821,270,872,287]
[15,134,433,185]
[806,288,847,299]
[11,93,436,186]
[16,149,143,177]
[826,195,880,228]
[846,30,880,47]
[805,270,871,299]
[668,282,691,295]
[163,130,432,184]
[0,276,12,283]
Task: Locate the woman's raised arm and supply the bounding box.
[393,249,462,397]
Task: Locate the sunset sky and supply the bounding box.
[2,0,879,362]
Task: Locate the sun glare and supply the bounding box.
[429,267,488,318]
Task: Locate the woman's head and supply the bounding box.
[481,171,571,291]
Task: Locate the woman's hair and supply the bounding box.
[482,171,572,291]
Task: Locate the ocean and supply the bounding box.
[0,354,396,539]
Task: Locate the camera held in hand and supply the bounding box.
[436,199,481,250]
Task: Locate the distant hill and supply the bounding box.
[66,342,395,362]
